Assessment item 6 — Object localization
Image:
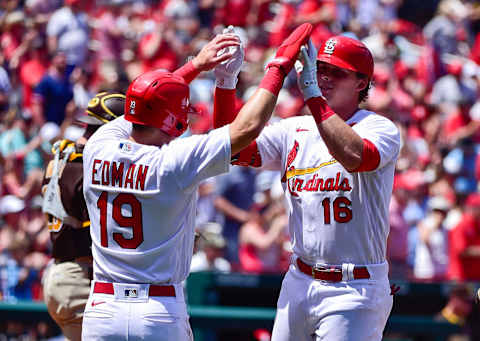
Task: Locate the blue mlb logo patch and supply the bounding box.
[125,288,138,297]
[119,142,133,153]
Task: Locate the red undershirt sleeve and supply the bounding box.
[352,138,380,172]
[213,88,262,167]
[231,141,262,167]
[173,60,201,84]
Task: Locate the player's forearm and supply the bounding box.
[214,197,250,223]
[307,98,363,171]
[258,224,285,250]
[241,223,280,250]
[295,7,334,26]
[31,99,45,125]
[461,246,480,258]
[229,88,276,155]
[251,232,279,250]
[21,135,43,156]
[142,33,162,59]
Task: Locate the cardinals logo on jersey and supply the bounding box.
[286,140,299,168]
[282,140,299,183]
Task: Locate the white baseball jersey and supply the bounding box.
[256,109,400,265]
[83,117,231,284]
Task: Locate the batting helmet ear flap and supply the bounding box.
[125,71,191,137]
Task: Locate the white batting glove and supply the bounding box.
[295,39,322,101]
[214,25,245,89]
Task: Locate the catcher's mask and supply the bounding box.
[125,70,196,137]
[316,35,374,79]
[77,92,125,125]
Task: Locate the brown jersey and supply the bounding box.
[43,140,91,262]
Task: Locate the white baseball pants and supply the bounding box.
[82,282,193,341]
[271,261,393,341]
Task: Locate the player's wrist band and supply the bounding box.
[259,66,284,97]
[213,87,237,128]
[306,96,335,122]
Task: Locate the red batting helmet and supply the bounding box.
[125,70,194,137]
[317,36,374,79]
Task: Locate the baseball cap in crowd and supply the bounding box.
[4,11,25,27]
[427,196,451,212]
[64,125,85,141]
[39,122,60,143]
[0,195,25,215]
[438,0,469,20]
[202,231,226,249]
[196,222,226,249]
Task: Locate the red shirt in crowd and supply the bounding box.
[138,32,178,73]
[20,55,47,110]
[297,0,335,47]
[470,32,480,65]
[217,0,252,28]
[448,213,480,281]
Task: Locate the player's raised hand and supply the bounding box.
[191,30,241,72]
[214,25,245,89]
[295,39,323,101]
[266,23,312,75]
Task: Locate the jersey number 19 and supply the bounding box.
[97,191,144,249]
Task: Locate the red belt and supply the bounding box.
[296,258,370,281]
[93,282,176,297]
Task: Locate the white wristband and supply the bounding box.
[215,76,238,89]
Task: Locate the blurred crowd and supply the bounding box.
[1,0,480,313]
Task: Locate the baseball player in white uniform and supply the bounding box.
[81,25,313,340]
[214,36,400,340]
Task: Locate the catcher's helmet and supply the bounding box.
[317,36,374,79]
[78,92,125,125]
[125,70,194,137]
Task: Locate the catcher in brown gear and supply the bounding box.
[42,92,125,341]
